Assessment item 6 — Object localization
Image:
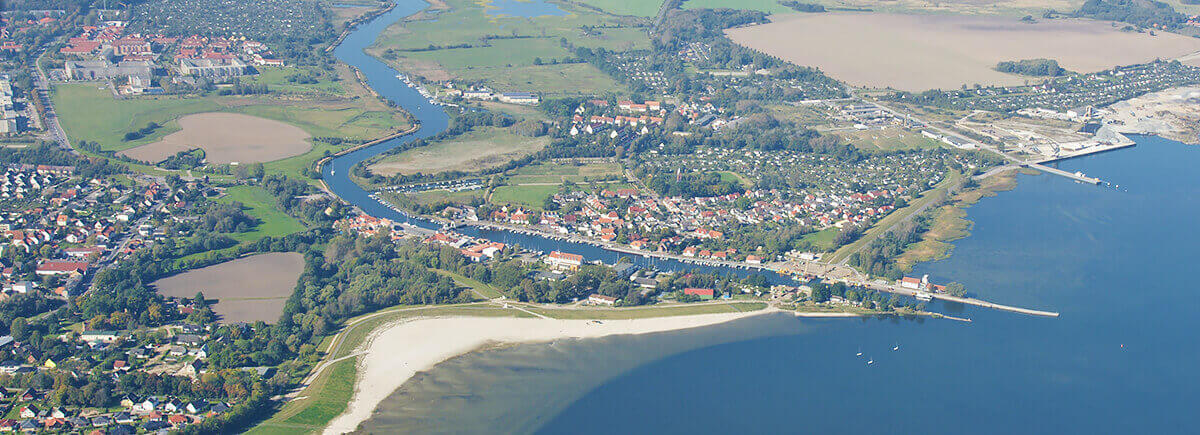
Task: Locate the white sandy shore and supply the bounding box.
[323,308,778,434]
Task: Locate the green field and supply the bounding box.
[491,184,560,209]
[240,66,348,97]
[506,160,624,184]
[52,83,409,180]
[216,185,308,242]
[840,128,943,151]
[370,0,643,94]
[402,189,486,207]
[801,227,838,251]
[576,0,665,17]
[52,83,220,152]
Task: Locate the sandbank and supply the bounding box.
[323,309,776,434]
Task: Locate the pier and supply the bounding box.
[857,281,1060,318]
[1022,162,1101,185]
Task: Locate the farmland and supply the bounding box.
[369,0,644,95]
[368,126,549,176]
[119,112,312,164]
[726,13,1200,91]
[150,252,305,323]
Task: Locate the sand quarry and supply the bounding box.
[727,13,1200,91]
[151,252,304,323]
[120,112,312,164]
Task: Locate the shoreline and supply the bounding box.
[322,308,781,434]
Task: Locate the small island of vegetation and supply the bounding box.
[995,58,1067,77]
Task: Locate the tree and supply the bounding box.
[10,318,27,341]
[945,282,966,297]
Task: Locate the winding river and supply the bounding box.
[323,0,783,282]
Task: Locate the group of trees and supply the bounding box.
[808,281,923,312]
[1071,0,1185,30]
[996,59,1066,77]
[847,216,930,279]
[2,143,124,179]
[122,122,161,142]
[643,171,745,198]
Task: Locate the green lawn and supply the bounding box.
[576,0,665,17]
[52,83,219,152]
[216,185,307,242]
[371,0,640,94]
[491,184,560,209]
[801,227,838,251]
[683,0,793,13]
[240,66,348,97]
[52,83,410,182]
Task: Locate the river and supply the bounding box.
[328,1,1200,433]
[325,0,799,285]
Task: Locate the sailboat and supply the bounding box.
[893,344,901,351]
[867,359,874,365]
[856,347,863,357]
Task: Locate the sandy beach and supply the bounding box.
[323,309,777,434]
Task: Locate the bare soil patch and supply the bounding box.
[151,252,304,323]
[727,13,1200,91]
[119,112,312,164]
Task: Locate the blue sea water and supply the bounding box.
[536,137,1200,434]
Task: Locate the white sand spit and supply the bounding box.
[323,309,775,434]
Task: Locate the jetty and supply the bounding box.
[1023,162,1101,185]
[857,280,1059,318]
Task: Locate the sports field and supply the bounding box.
[727,13,1200,91]
[151,252,305,323]
[369,127,548,175]
[119,113,312,164]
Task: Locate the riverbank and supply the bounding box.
[323,308,779,434]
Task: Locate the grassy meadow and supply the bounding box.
[369,0,645,95]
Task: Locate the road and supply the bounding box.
[32,50,77,155]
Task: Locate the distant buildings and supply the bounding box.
[64,60,154,81]
[177,58,247,78]
[0,76,17,134]
[545,251,583,271]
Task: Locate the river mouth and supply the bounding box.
[322,1,1200,433]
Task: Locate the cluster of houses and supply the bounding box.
[0,391,231,433]
[58,20,282,91]
[0,170,196,300]
[916,61,1200,113]
[568,99,667,137]
[0,11,64,55]
[484,181,900,262]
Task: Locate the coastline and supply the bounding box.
[322,308,780,434]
